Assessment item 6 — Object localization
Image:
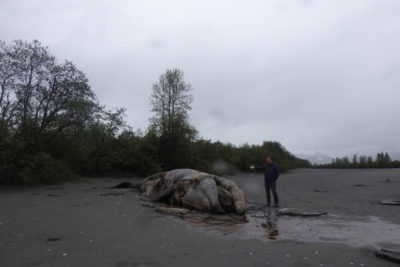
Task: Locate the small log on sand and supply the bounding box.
[155,207,191,216]
[277,208,327,217]
[375,248,400,264]
[379,200,400,206]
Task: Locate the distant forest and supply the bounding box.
[0,40,309,184]
[316,152,400,168]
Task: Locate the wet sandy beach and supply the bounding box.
[1,169,400,266]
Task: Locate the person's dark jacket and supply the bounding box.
[255,163,280,181]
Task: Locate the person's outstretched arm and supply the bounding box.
[250,164,264,171]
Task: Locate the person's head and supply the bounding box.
[266,157,273,164]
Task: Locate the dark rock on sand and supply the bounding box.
[141,169,247,215]
[313,189,327,193]
[46,237,61,242]
[108,181,142,189]
[110,182,134,188]
[46,193,60,197]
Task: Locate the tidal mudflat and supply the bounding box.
[1,169,399,266]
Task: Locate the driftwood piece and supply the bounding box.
[277,208,327,217]
[375,248,400,264]
[141,201,155,208]
[155,207,191,216]
[379,200,400,206]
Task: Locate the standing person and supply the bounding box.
[250,157,280,207]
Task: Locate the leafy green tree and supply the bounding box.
[0,40,99,183]
[149,69,197,169]
[0,40,98,137]
[359,155,367,165]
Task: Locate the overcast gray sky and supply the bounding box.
[1,0,399,158]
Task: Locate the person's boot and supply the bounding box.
[274,202,279,207]
[266,202,271,207]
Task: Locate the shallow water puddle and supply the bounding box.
[181,208,400,248]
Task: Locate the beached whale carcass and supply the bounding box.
[141,169,247,215]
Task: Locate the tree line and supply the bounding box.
[316,152,400,168]
[0,40,309,184]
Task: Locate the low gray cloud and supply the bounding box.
[1,0,399,158]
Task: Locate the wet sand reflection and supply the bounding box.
[262,210,279,240]
[177,203,400,249]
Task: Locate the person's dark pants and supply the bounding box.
[265,179,279,204]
